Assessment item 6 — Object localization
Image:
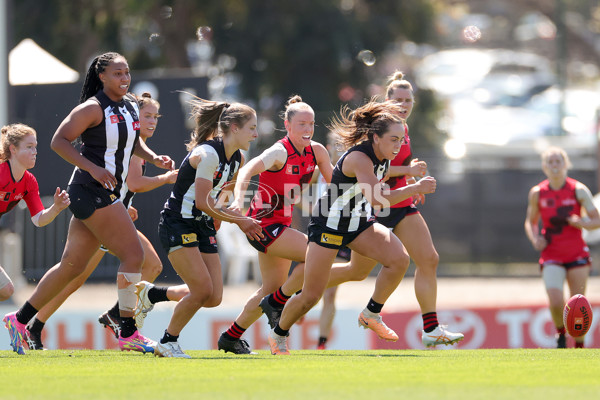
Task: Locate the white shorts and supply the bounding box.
[0,266,13,290]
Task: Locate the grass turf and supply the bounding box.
[1,349,598,399]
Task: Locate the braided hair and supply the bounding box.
[79,52,124,104]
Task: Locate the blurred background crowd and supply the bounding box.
[1,0,599,286]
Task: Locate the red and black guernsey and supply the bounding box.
[0,161,44,218]
[384,124,413,209]
[538,177,588,264]
[247,136,316,227]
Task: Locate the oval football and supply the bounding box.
[563,294,593,337]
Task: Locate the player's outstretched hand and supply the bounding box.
[53,187,70,211]
[154,155,175,170]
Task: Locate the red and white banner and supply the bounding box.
[1,303,597,350]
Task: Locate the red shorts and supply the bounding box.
[246,223,289,253]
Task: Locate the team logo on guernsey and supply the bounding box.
[320,233,343,246]
[132,121,140,131]
[540,198,555,208]
[14,194,24,201]
[209,236,217,244]
[109,194,117,202]
[0,191,9,201]
[214,164,223,180]
[286,164,300,175]
[181,233,197,244]
[110,115,125,124]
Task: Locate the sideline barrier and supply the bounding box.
[1,302,598,351]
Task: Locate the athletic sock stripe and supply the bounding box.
[422,312,439,331]
[225,322,246,339]
[273,289,290,305]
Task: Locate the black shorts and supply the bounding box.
[541,257,591,271]
[375,204,419,229]
[67,182,120,220]
[247,223,288,253]
[158,211,218,254]
[307,219,375,250]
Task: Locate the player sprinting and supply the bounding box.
[267,100,436,355]
[215,95,333,354]
[145,98,262,358]
[3,52,174,355]
[321,72,464,347]
[524,146,600,348]
[21,93,179,350]
[0,124,70,305]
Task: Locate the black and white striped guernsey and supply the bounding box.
[163,139,241,220]
[312,141,389,232]
[121,162,146,209]
[69,91,140,199]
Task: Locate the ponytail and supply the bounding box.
[187,97,255,151]
[329,100,404,149]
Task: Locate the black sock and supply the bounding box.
[27,317,45,333]
[108,302,120,318]
[268,288,291,309]
[160,329,179,344]
[16,301,38,325]
[148,287,169,304]
[366,298,384,314]
[120,317,137,338]
[318,337,327,346]
[274,324,289,337]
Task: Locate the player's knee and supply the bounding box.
[143,261,162,281]
[204,292,223,308]
[422,251,439,269]
[58,256,88,278]
[389,251,410,271]
[0,282,14,301]
[188,284,213,308]
[301,292,322,310]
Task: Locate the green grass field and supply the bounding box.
[1,349,598,399]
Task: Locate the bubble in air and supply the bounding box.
[463,25,482,43]
[357,50,376,66]
[196,26,213,41]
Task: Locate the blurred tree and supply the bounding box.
[11,0,443,147]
